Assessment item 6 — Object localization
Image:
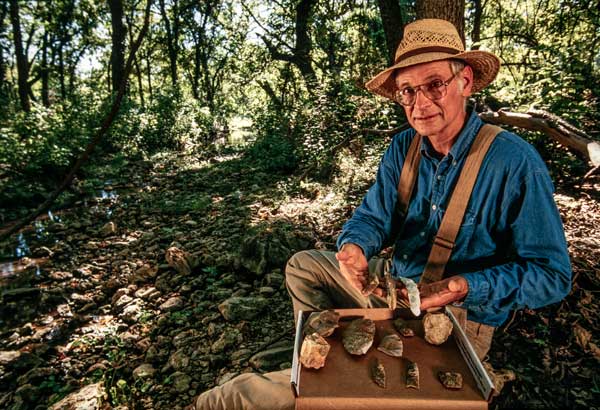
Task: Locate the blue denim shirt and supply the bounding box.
[337,111,572,326]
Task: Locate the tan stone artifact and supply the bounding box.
[371,357,386,388]
[300,333,330,369]
[438,371,463,389]
[423,312,453,345]
[302,310,340,337]
[342,318,375,355]
[377,333,404,357]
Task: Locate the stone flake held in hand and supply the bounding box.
[439,371,463,389]
[300,333,330,369]
[377,333,404,357]
[362,270,380,296]
[398,277,421,316]
[371,357,386,388]
[342,318,375,355]
[302,310,340,337]
[423,312,453,345]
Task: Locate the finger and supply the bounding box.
[373,288,386,298]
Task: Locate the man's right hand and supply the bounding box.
[335,243,369,293]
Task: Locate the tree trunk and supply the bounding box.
[41,29,49,106]
[416,0,465,46]
[9,0,30,112]
[0,2,8,102]
[294,0,317,87]
[159,0,178,86]
[146,49,153,103]
[59,42,66,98]
[109,0,126,94]
[377,0,405,65]
[471,0,483,50]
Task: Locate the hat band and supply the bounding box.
[395,46,460,64]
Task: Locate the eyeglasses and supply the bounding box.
[393,72,459,107]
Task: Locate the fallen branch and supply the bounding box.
[479,109,600,167]
[0,0,153,242]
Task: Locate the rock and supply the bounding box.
[439,371,463,389]
[160,296,184,312]
[371,358,386,388]
[211,329,243,353]
[133,363,156,379]
[169,349,190,370]
[217,371,238,385]
[119,300,144,323]
[101,222,117,236]
[0,351,21,366]
[49,382,106,410]
[250,345,295,371]
[342,318,375,355]
[299,334,329,370]
[50,271,73,281]
[165,247,196,275]
[135,286,160,300]
[303,310,340,337]
[423,313,453,345]
[32,246,54,257]
[258,286,275,296]
[264,271,284,288]
[113,294,134,311]
[377,333,404,357]
[218,296,268,322]
[170,371,192,393]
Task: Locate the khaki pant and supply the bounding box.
[193,250,494,410]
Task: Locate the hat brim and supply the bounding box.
[365,50,501,100]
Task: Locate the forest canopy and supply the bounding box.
[0,0,598,210]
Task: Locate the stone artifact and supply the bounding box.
[398,277,421,316]
[384,264,397,310]
[303,310,340,337]
[438,371,463,389]
[342,318,375,355]
[300,333,330,369]
[371,357,386,388]
[393,318,415,337]
[362,270,380,296]
[423,312,454,345]
[406,361,420,390]
[377,333,404,357]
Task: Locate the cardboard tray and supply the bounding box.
[291,308,495,410]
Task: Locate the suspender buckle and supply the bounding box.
[433,236,455,251]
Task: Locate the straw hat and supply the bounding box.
[365,19,501,100]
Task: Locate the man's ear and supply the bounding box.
[461,65,475,97]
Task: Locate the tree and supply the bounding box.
[109,0,127,94]
[9,0,30,112]
[158,0,181,87]
[377,0,405,65]
[416,0,465,45]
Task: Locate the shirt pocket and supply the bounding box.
[439,208,478,260]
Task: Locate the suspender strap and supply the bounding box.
[419,124,503,284]
[396,133,422,217]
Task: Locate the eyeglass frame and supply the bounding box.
[393,71,460,107]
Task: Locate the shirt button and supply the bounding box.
[437,175,442,180]
[432,204,437,210]
[452,160,458,166]
[420,231,425,237]
[403,254,408,260]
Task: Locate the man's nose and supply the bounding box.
[414,88,432,108]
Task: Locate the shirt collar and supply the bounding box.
[420,109,483,161]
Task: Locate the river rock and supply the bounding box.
[249,345,295,371]
[49,382,106,410]
[133,363,156,379]
[170,371,192,393]
[211,329,243,353]
[160,296,184,312]
[165,247,196,275]
[218,296,268,321]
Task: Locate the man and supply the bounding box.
[193,18,571,410]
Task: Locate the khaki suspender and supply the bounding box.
[395,124,503,284]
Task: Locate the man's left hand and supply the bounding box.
[419,276,469,311]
